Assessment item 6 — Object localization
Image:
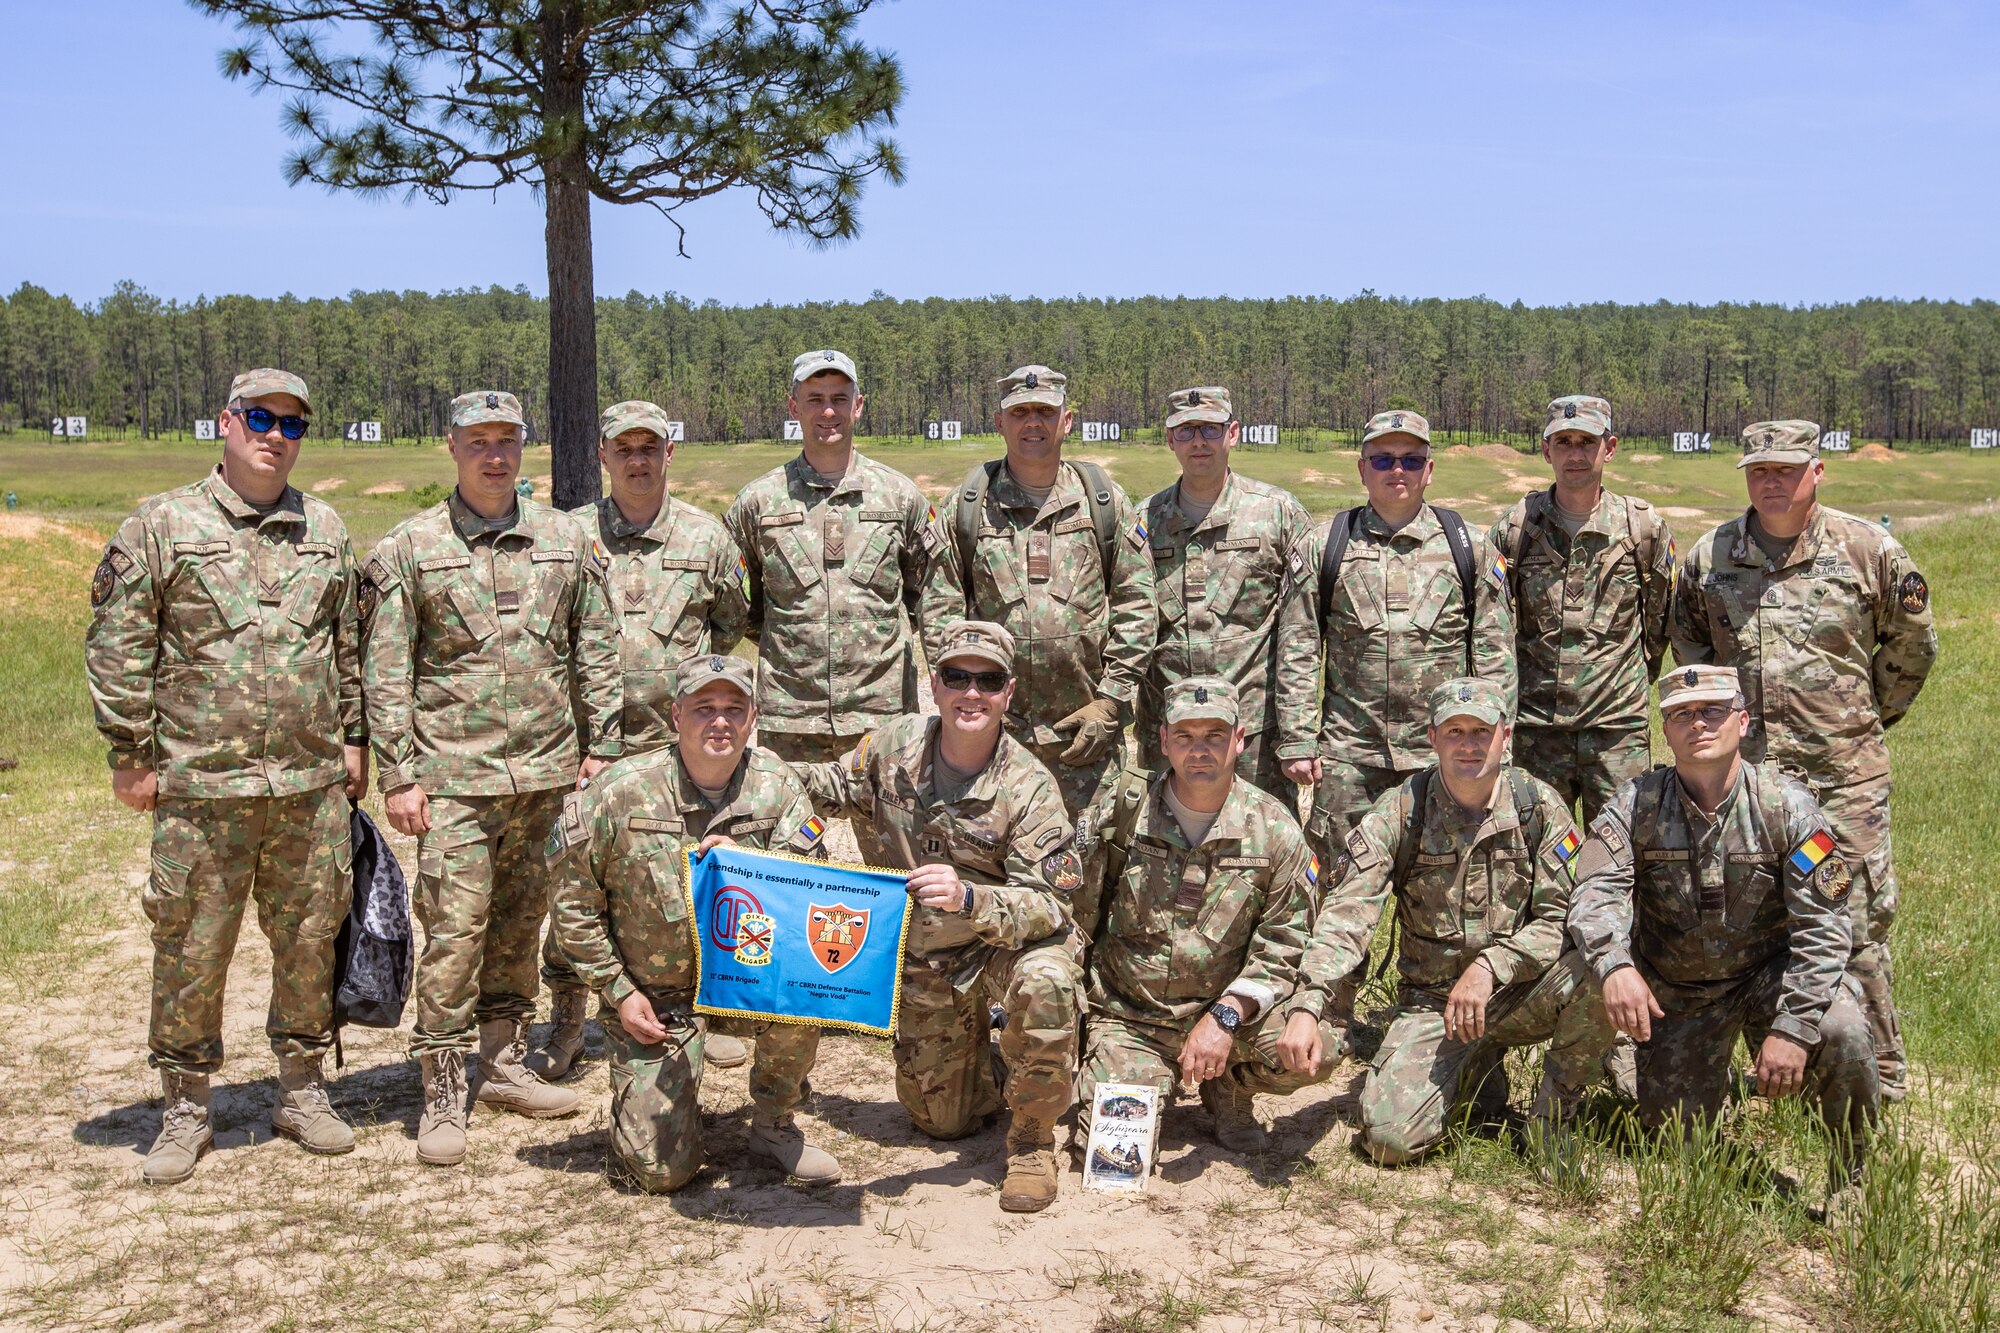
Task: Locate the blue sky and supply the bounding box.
[2,1,1994,307]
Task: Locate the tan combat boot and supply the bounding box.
[999,1113,1059,1213]
[523,985,589,1081]
[142,1070,214,1186]
[747,1112,842,1185]
[416,1049,469,1166]
[272,1053,355,1155]
[1201,1078,1269,1153]
[703,1023,749,1069]
[474,1018,581,1118]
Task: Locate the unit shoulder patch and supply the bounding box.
[1898,570,1929,614]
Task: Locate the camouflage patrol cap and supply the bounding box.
[1165,386,1233,429]
[1163,677,1240,727]
[675,653,756,701]
[451,390,526,430]
[599,399,671,442]
[228,368,312,416]
[934,620,1015,674]
[1737,419,1820,469]
[1544,394,1612,439]
[999,365,1067,410]
[792,349,858,389]
[1429,677,1508,727]
[1657,663,1741,710]
[1362,408,1431,447]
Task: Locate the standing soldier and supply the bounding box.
[1280,679,1611,1164]
[722,350,935,863]
[797,622,1082,1213]
[1490,395,1674,827]
[1568,665,1879,1189]
[1138,387,1318,807]
[1074,679,1318,1155]
[87,369,365,1184]
[529,399,752,1081]
[921,365,1156,816]
[1670,421,1935,1099]
[362,389,623,1166]
[547,655,840,1191]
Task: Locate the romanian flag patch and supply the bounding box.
[1555,830,1581,863]
[1789,830,1837,876]
[1305,853,1319,887]
[800,815,826,844]
[1127,518,1148,550]
[1489,552,1509,584]
[734,552,751,600]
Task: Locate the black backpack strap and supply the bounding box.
[1316,507,1363,639]
[1068,459,1120,575]
[1430,505,1479,674]
[1375,768,1429,981]
[953,460,1003,588]
[1507,767,1543,857]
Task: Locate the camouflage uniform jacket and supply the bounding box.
[86,466,364,798]
[1669,505,1936,784]
[547,744,825,1009]
[722,453,933,736]
[1289,766,1579,1017]
[920,461,1156,742]
[571,494,749,753]
[362,492,622,796]
[798,714,1078,985]
[1076,773,1313,1029]
[1141,472,1318,758]
[1490,487,1674,731]
[1309,504,1516,768]
[1567,762,1852,1047]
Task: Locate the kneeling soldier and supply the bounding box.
[548,655,839,1191]
[1568,664,1878,1189]
[1281,678,1612,1165]
[797,621,1081,1213]
[1075,678,1317,1154]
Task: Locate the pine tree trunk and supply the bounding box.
[544,0,600,510]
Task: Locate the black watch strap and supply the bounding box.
[1207,1000,1242,1033]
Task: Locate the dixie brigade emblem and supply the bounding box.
[732,912,776,966]
[808,903,870,974]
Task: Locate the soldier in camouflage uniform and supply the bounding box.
[362,389,623,1166]
[531,398,753,1081]
[722,350,935,865]
[1138,388,1318,807]
[1569,664,1879,1187]
[1489,395,1674,828]
[547,655,841,1191]
[87,368,365,1184]
[1670,421,1935,1100]
[919,365,1156,816]
[797,621,1082,1212]
[1075,679,1318,1157]
[1282,678,1612,1165]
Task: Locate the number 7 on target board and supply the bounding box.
[684,843,914,1037]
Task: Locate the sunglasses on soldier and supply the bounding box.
[234,405,310,441]
[1366,452,1429,472]
[938,666,1010,694]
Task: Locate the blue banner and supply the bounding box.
[686,844,912,1037]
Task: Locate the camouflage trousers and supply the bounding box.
[1138,727,1305,819]
[1813,773,1903,1098]
[603,1000,821,1193]
[1634,958,1879,1186]
[1359,951,1613,1166]
[762,731,887,867]
[146,785,349,1076]
[1078,1005,1340,1109]
[1514,723,1652,830]
[1302,759,1414,1033]
[896,939,1081,1138]
[410,789,565,1056]
[1023,733,1129,822]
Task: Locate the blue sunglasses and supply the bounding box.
[235,405,310,441]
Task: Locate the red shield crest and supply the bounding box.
[807,903,870,974]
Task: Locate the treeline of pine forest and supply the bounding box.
[4,280,1997,446]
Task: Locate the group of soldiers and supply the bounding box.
[85,352,1935,1213]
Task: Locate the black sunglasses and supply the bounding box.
[938,666,1010,693]
[235,405,310,441]
[1366,452,1429,472]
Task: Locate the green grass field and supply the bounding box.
[0,436,1994,1329]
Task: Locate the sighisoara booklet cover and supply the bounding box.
[1082,1082,1162,1192]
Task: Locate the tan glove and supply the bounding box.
[1055,697,1122,766]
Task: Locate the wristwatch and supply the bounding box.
[1207,1000,1243,1035]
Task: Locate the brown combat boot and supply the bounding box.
[747,1112,842,1185]
[999,1113,1059,1213]
[142,1070,213,1186]
[272,1053,355,1155]
[416,1050,469,1166]
[523,985,589,1082]
[1201,1078,1269,1153]
[474,1018,580,1118]
[703,1026,749,1069]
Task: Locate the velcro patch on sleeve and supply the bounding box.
[1344,826,1380,871]
[1571,835,1620,882]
